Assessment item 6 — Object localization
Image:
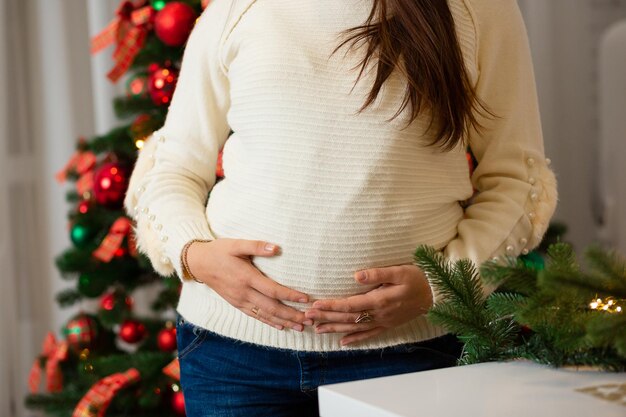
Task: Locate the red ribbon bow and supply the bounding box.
[91,0,156,82]
[28,332,69,393]
[56,147,97,197]
[93,217,137,262]
[72,368,140,417]
[56,149,97,184]
[162,358,181,381]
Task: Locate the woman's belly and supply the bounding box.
[205,175,465,301]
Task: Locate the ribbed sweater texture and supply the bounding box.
[125,0,558,351]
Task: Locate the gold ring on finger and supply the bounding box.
[354,311,373,324]
[251,306,260,315]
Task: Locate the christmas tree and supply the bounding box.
[25,1,214,416]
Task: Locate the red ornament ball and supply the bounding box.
[100,292,116,311]
[64,313,100,351]
[77,200,90,214]
[171,390,186,415]
[126,73,149,98]
[100,290,133,312]
[119,319,147,344]
[148,65,179,106]
[154,2,197,47]
[157,327,177,352]
[93,162,130,208]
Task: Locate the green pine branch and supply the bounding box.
[414,245,518,364]
[414,242,626,371]
[480,258,538,295]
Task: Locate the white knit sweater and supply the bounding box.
[124,0,558,351]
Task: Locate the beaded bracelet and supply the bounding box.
[181,239,213,283]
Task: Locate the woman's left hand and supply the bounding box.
[305,265,434,346]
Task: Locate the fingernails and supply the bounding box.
[358,272,367,282]
[315,326,326,334]
[264,243,276,252]
[274,324,284,330]
[298,297,308,303]
[292,324,304,332]
[303,319,314,326]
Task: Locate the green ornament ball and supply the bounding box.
[70,223,93,247]
[78,273,109,298]
[521,251,545,271]
[151,0,167,11]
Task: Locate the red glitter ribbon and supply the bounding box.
[56,149,96,183]
[28,332,69,393]
[162,358,180,381]
[93,217,133,262]
[91,1,156,82]
[72,368,140,417]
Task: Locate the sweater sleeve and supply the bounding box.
[123,0,233,279]
[432,0,558,303]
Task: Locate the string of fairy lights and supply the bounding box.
[589,297,623,313]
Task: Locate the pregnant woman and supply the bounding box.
[125,0,558,415]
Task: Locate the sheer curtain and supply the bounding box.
[0,1,52,415]
[0,0,117,415]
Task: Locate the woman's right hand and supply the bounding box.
[186,239,312,332]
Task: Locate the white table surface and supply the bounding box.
[318,361,626,417]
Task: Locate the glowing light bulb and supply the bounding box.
[100,177,111,189]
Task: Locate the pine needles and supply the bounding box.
[413,242,626,371]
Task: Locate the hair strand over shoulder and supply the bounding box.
[333,0,491,151]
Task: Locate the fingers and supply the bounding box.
[247,291,311,331]
[229,239,281,257]
[311,293,372,313]
[355,265,408,285]
[230,240,311,302]
[226,242,312,330]
[250,272,309,303]
[315,322,375,334]
[191,238,317,332]
[304,309,358,324]
[340,327,386,346]
[241,307,285,331]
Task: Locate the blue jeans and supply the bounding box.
[175,312,462,417]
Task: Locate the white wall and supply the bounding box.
[520,0,626,252]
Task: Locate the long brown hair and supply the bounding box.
[333,0,486,151]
